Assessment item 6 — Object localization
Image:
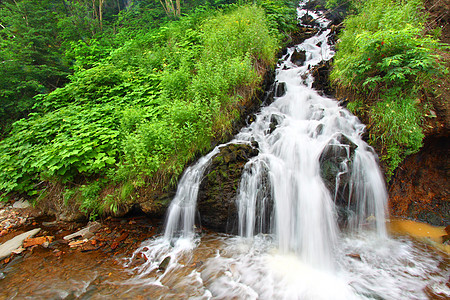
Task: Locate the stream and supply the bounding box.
[0,1,449,299]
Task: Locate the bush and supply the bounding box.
[331,0,447,179]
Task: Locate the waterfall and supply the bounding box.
[161,1,388,269]
[127,3,449,299]
[163,147,220,240]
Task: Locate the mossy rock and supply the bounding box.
[197,143,259,233]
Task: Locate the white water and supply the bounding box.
[126,2,449,299]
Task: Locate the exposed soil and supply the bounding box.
[389,137,449,226]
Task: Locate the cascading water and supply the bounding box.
[163,147,220,240]
[126,2,449,299]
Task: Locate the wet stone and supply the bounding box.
[347,253,362,261]
[197,143,259,232]
[291,49,307,66]
[159,256,171,272]
[275,81,287,97]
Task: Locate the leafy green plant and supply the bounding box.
[0,1,285,216]
[332,0,447,180]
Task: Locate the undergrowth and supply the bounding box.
[0,0,296,219]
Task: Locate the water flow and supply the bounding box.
[163,1,387,254]
[230,5,387,268]
[163,147,220,240]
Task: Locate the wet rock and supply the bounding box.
[159,256,171,272]
[247,114,257,126]
[116,232,129,243]
[291,49,307,66]
[139,192,174,217]
[389,137,449,226]
[347,253,362,261]
[12,200,31,209]
[300,13,318,27]
[269,114,284,134]
[275,81,287,98]
[319,134,358,217]
[311,60,334,96]
[197,143,259,233]
[0,228,41,260]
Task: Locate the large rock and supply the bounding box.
[275,81,287,98]
[319,134,357,223]
[311,60,334,96]
[197,143,259,233]
[290,49,307,66]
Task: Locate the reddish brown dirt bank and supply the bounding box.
[389,136,449,226]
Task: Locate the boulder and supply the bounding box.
[269,114,284,134]
[319,134,358,223]
[197,143,259,233]
[312,60,334,96]
[300,13,319,27]
[291,49,307,66]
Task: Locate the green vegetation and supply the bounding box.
[330,0,447,179]
[0,0,297,217]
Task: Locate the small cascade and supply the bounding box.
[163,147,220,240]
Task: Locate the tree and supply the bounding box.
[158,0,181,18]
[0,0,70,137]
